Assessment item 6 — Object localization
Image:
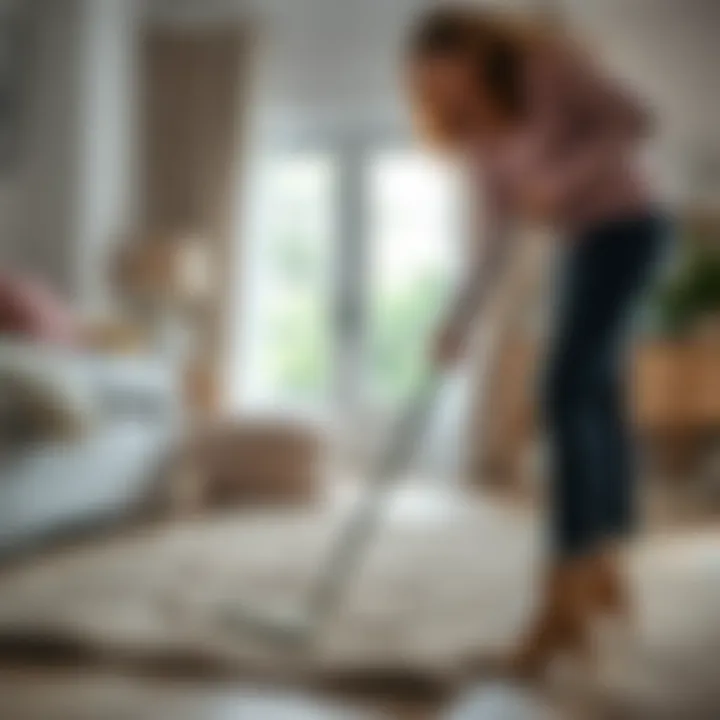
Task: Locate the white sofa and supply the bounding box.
[0,346,181,557]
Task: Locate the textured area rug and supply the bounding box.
[0,485,537,685]
[1,483,720,709]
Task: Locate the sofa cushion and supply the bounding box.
[0,272,78,345]
[0,343,93,453]
[0,422,175,555]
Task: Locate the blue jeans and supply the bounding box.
[544,212,670,558]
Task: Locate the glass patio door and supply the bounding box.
[240,141,462,440]
[362,149,462,410]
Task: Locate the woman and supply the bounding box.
[406,5,668,677]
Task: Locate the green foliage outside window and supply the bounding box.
[654,229,720,336]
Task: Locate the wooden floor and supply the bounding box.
[6,667,720,720]
[0,669,440,719]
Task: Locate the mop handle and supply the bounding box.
[306,371,445,623]
[371,371,444,480]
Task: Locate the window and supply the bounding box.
[240,143,462,419]
[364,151,462,406]
[244,153,336,409]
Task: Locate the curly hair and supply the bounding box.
[406,4,551,148]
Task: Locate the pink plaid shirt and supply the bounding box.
[446,43,653,337]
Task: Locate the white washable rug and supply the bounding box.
[0,485,537,683]
[0,483,719,704]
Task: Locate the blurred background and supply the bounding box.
[0,0,719,718]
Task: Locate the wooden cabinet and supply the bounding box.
[633,340,720,433]
[632,340,720,475]
[470,338,720,484]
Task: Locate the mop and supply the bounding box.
[222,371,444,648]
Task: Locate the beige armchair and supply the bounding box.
[170,420,324,513]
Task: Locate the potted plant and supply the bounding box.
[654,226,720,339]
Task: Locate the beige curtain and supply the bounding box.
[141,26,250,413]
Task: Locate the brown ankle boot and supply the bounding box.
[510,557,593,679]
[589,547,630,619]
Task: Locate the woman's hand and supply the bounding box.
[432,324,466,368]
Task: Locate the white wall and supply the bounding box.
[76,0,138,315]
[0,0,33,268]
[0,0,138,310]
[564,0,720,203]
[0,0,85,294]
